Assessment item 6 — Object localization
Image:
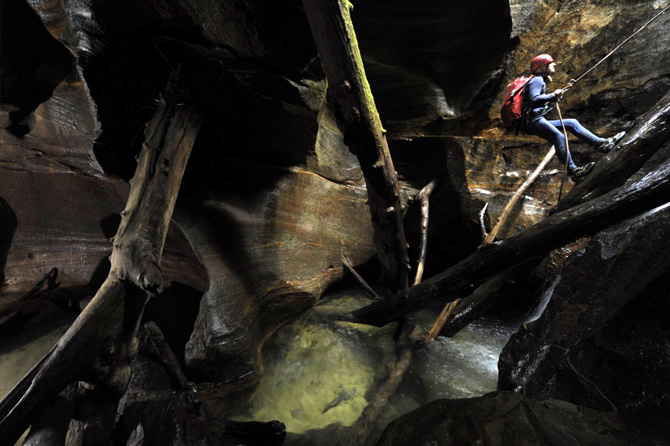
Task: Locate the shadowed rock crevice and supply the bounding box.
[0,0,74,137]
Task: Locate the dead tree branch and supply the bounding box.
[348,156,670,327]
[413,180,438,286]
[0,67,203,445]
[302,0,409,291]
[484,147,556,243]
[345,180,437,445]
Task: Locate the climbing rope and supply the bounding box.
[564,3,670,91]
[555,3,670,201]
[556,103,571,203]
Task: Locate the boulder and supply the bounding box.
[499,203,670,443]
[376,391,631,446]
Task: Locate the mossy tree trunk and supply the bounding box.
[302,0,409,291]
[0,66,203,445]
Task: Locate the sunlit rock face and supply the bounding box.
[498,204,670,443]
[432,0,670,238]
[180,163,377,382]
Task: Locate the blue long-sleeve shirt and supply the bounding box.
[524,75,556,121]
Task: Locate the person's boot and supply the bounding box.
[597,131,626,153]
[568,162,595,181]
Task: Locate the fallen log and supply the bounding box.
[0,67,203,445]
[399,90,670,334]
[349,156,670,327]
[555,88,670,212]
[345,180,437,446]
[427,147,554,339]
[438,259,541,337]
[302,0,410,291]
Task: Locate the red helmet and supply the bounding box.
[531,54,555,74]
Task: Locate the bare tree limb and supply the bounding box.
[302,0,409,291]
[478,203,489,240]
[484,147,556,243]
[414,180,438,286]
[349,156,670,327]
[345,180,437,446]
[0,67,203,445]
[342,255,380,299]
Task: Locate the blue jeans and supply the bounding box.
[524,117,605,169]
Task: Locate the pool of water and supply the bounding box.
[0,316,72,400]
[227,286,517,445]
[0,285,522,446]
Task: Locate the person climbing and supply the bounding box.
[522,54,625,181]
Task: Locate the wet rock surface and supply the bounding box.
[376,391,631,446]
[499,204,670,444]
[116,336,287,446]
[2,0,670,443]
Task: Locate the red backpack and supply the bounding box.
[500,75,533,126]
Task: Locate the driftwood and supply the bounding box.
[302,0,409,291]
[425,300,459,341]
[439,259,540,337]
[413,180,438,286]
[348,155,670,327]
[485,147,556,243]
[425,147,555,339]
[343,255,380,299]
[0,67,203,445]
[143,322,190,390]
[345,180,437,446]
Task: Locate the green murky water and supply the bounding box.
[228,286,515,444]
[0,287,515,445]
[0,316,72,401]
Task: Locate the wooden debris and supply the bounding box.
[349,155,670,327]
[0,66,203,445]
[302,0,409,291]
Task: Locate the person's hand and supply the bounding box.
[553,88,564,99]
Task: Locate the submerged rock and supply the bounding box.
[376,391,631,446]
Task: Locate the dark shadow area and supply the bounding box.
[144,282,204,370]
[0,197,18,287]
[64,0,317,180]
[99,213,122,240]
[390,138,482,281]
[0,0,74,137]
[352,0,513,126]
